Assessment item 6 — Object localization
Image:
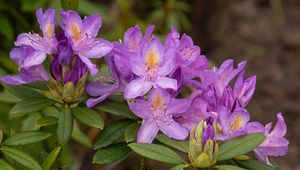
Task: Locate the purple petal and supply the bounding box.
[36,8,56,39]
[124,25,143,52]
[128,99,152,119]
[158,119,188,140]
[158,47,176,76]
[129,54,145,76]
[80,38,113,58]
[148,87,171,107]
[156,77,177,90]
[166,98,190,116]
[86,92,113,108]
[82,14,102,38]
[124,78,152,98]
[78,55,98,75]
[137,119,159,143]
[86,81,118,97]
[246,121,265,134]
[9,48,22,65]
[165,26,179,47]
[23,51,47,69]
[229,108,250,132]
[142,36,164,66]
[269,113,287,137]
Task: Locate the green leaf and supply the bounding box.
[10,97,56,118]
[95,119,132,149]
[216,165,246,170]
[57,107,73,145]
[6,85,43,99]
[0,15,13,42]
[124,122,139,143]
[0,158,14,170]
[93,143,131,164]
[169,164,189,170]
[21,0,47,12]
[0,90,21,103]
[72,121,92,148]
[217,133,266,161]
[37,116,58,127]
[234,159,277,170]
[1,146,42,170]
[156,133,189,153]
[60,0,79,10]
[95,100,136,119]
[128,143,185,164]
[71,107,104,129]
[3,130,52,146]
[42,146,61,170]
[22,112,41,131]
[0,129,3,144]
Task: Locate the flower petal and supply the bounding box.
[156,77,177,90]
[78,55,98,75]
[137,119,159,143]
[82,14,102,38]
[124,78,152,98]
[86,81,118,97]
[158,120,188,140]
[81,38,113,58]
[128,99,152,119]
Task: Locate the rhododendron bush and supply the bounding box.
[0,3,288,170]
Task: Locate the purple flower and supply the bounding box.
[129,88,189,143]
[0,46,49,85]
[59,10,113,75]
[124,36,178,98]
[233,70,256,107]
[14,8,57,69]
[165,27,208,80]
[247,113,289,164]
[201,59,247,97]
[217,106,250,141]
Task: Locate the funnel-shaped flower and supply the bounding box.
[247,113,289,165]
[59,10,113,75]
[0,46,49,85]
[124,36,177,98]
[188,117,218,168]
[129,88,189,143]
[14,8,57,69]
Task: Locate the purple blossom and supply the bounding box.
[201,59,247,97]
[233,71,256,107]
[129,88,189,143]
[124,36,178,98]
[202,117,215,147]
[0,46,49,85]
[14,8,57,69]
[217,106,250,141]
[247,113,289,164]
[59,10,113,75]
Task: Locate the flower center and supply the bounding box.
[70,22,81,41]
[146,49,158,69]
[46,24,53,38]
[230,115,243,133]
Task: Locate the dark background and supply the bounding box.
[0,0,299,169]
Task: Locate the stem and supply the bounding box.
[140,156,146,170]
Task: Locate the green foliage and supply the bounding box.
[128,143,186,164]
[3,130,52,146]
[95,100,137,119]
[95,119,132,149]
[71,107,104,129]
[93,143,131,164]
[124,122,139,143]
[57,107,73,145]
[216,165,246,170]
[156,133,189,153]
[217,133,266,161]
[169,164,189,170]
[234,159,277,170]
[42,146,62,170]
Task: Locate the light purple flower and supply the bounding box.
[166,27,208,80]
[129,88,189,143]
[233,70,256,107]
[14,8,57,70]
[247,113,289,164]
[124,36,177,98]
[0,46,49,85]
[59,10,113,75]
[217,106,250,141]
[201,59,247,97]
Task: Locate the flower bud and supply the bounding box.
[188,117,218,168]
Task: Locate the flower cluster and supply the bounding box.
[89,24,288,164]
[0,8,112,102]
[0,8,288,165]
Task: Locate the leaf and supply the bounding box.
[95,119,132,149]
[37,116,58,127]
[0,90,21,103]
[128,143,185,164]
[93,143,131,164]
[0,15,13,42]
[234,159,277,170]
[22,112,41,131]
[0,129,3,144]
[60,0,79,10]
[95,100,136,119]
[217,133,266,161]
[21,0,47,12]
[10,97,56,118]
[57,107,73,145]
[71,107,104,129]
[42,146,61,170]
[3,130,51,146]
[156,133,189,153]
[0,158,14,170]
[6,85,43,99]
[216,165,246,170]
[124,122,139,143]
[72,121,92,148]
[169,164,189,170]
[1,146,42,170]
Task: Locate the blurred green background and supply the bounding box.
[0,0,299,169]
